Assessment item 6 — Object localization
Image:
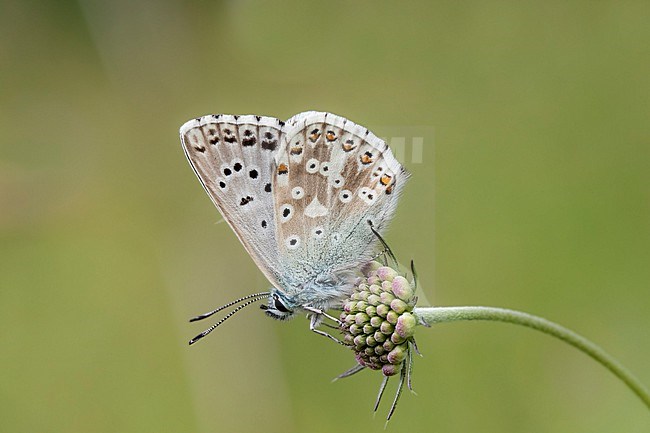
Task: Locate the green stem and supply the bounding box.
[413,306,650,409]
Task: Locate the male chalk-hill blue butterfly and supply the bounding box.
[180,111,409,344]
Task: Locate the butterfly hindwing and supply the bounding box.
[180,114,286,288]
[272,112,409,289]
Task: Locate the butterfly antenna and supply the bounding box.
[189,292,270,322]
[368,220,398,267]
[189,295,268,345]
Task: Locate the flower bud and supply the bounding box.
[338,262,420,377]
[367,275,380,285]
[376,266,398,282]
[376,304,390,318]
[380,321,394,335]
[387,345,407,364]
[382,364,399,377]
[349,324,361,335]
[390,332,406,345]
[382,340,395,352]
[355,313,370,325]
[380,291,395,305]
[367,294,381,306]
[395,312,417,339]
[391,276,413,301]
[390,298,408,314]
[373,331,387,343]
[386,310,399,325]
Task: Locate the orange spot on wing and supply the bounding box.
[309,129,321,143]
[342,140,356,152]
[360,152,373,165]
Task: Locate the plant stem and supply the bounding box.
[413,306,650,409]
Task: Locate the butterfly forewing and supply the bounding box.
[180,115,286,288]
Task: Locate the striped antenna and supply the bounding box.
[188,292,270,345]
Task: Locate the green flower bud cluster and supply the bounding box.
[339,261,417,376]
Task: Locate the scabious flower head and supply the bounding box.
[340,261,417,376]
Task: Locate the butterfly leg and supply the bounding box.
[306,311,346,345]
[302,305,343,325]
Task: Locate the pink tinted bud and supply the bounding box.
[390,299,408,314]
[395,312,417,339]
[387,345,407,364]
[376,266,398,282]
[382,364,399,377]
[391,276,413,301]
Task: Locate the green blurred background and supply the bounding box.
[2,1,649,432]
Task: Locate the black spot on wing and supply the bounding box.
[242,135,257,146]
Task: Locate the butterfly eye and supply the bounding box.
[272,294,291,313]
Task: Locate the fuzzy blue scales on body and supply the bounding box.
[180,111,409,343]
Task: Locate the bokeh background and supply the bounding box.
[2,1,649,432]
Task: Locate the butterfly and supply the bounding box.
[180,111,409,344]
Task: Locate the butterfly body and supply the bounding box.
[181,111,408,327]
